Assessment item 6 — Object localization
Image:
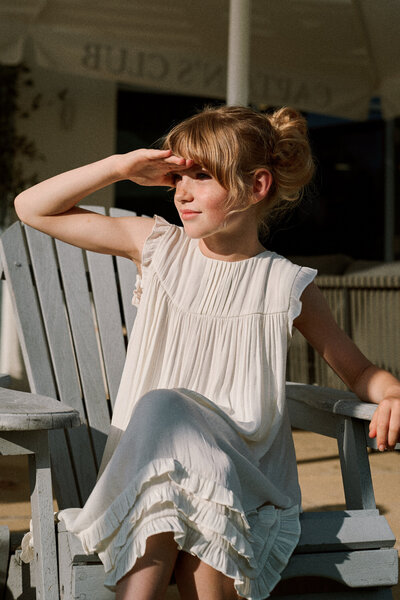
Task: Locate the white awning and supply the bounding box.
[1,0,400,119]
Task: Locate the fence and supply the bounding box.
[287,273,400,389]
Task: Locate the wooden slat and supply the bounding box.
[55,238,111,472]
[0,388,81,431]
[287,396,340,438]
[28,432,59,600]
[337,417,376,510]
[110,207,139,339]
[0,525,10,595]
[87,249,126,407]
[275,590,394,600]
[0,223,80,508]
[282,548,398,587]
[297,510,395,553]
[286,382,376,421]
[115,255,138,340]
[24,226,98,503]
[71,564,115,599]
[84,207,126,408]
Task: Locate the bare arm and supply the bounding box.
[14,149,192,262]
[293,283,400,450]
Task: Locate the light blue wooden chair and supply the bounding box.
[0,208,398,599]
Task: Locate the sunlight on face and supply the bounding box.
[173,166,231,239]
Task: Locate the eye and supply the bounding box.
[196,171,211,180]
[171,173,182,185]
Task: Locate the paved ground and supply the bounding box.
[1,429,399,599]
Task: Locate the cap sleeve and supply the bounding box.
[288,266,317,335]
[132,215,177,307]
[141,215,173,269]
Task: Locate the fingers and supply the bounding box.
[145,149,193,168]
[369,398,400,451]
[164,156,194,168]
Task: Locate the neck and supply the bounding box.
[198,216,265,262]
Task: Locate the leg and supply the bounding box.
[174,551,243,600]
[116,533,179,600]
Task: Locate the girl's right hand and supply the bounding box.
[14,149,193,262]
[117,149,193,187]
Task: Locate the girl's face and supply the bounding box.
[173,165,231,239]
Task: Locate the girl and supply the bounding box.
[15,105,400,600]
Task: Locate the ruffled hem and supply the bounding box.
[287,265,318,335]
[67,458,300,600]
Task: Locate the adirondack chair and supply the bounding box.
[0,207,398,600]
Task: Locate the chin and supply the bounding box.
[181,224,204,239]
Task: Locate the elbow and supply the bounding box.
[14,192,32,225]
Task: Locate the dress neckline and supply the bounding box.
[195,240,271,264]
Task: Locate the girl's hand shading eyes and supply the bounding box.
[117,149,194,187]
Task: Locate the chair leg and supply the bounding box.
[28,431,59,600]
[337,417,376,510]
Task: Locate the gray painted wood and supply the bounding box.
[0,525,10,596]
[276,591,394,600]
[0,374,11,388]
[0,222,80,507]
[84,207,127,409]
[296,510,395,553]
[337,417,376,510]
[0,388,81,431]
[115,254,138,340]
[287,396,340,438]
[71,565,115,600]
[55,237,111,471]
[28,431,59,600]
[24,226,99,500]
[286,382,377,421]
[282,548,398,587]
[6,553,36,600]
[110,207,139,340]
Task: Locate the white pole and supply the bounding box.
[227,0,251,106]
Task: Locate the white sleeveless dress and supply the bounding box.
[59,216,317,599]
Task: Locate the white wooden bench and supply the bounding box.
[0,208,398,599]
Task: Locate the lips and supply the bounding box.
[180,210,201,220]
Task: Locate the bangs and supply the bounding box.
[163,115,238,191]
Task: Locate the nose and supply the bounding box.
[174,176,193,203]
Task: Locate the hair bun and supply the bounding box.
[267,107,315,203]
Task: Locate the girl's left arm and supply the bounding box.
[293,282,400,451]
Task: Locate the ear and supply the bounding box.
[251,169,273,204]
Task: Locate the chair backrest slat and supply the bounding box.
[55,238,111,470]
[84,206,129,407]
[110,207,139,339]
[86,250,127,408]
[0,222,81,507]
[24,226,98,503]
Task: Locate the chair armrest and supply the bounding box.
[0,387,82,431]
[286,382,376,421]
[286,382,400,451]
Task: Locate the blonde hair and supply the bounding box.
[163,105,315,233]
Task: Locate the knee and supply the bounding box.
[134,389,185,420]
